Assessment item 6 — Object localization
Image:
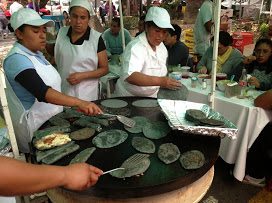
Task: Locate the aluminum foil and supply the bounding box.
[158,99,237,139]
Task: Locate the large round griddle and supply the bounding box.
[35,97,220,199]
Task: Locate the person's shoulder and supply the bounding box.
[231,48,244,57]
[104,28,111,35]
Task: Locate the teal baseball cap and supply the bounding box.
[145,7,174,30]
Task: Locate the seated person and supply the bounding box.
[243,89,272,188]
[163,24,189,66]
[197,31,244,81]
[135,15,145,37]
[240,38,272,91]
[115,7,182,98]
[103,17,131,59]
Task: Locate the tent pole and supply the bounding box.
[119,0,126,52]
[0,72,24,161]
[33,0,36,12]
[209,0,221,108]
[109,0,113,23]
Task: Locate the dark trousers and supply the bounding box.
[246,123,272,181]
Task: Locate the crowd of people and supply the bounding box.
[0,0,272,198]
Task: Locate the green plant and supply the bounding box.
[123,16,138,30]
[259,23,269,38]
[160,0,182,20]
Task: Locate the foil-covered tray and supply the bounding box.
[158,99,237,139]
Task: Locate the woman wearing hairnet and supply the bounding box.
[48,0,108,101]
[115,7,182,98]
[3,8,102,153]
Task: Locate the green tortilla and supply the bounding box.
[132,99,159,108]
[158,143,180,164]
[110,154,150,178]
[157,86,189,101]
[185,109,206,122]
[132,137,155,153]
[101,99,128,108]
[69,147,96,164]
[180,150,205,169]
[143,121,171,139]
[70,128,95,140]
[92,129,128,148]
[124,116,150,133]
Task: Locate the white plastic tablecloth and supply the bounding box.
[180,77,272,181]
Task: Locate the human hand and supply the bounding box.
[160,77,183,90]
[198,67,207,74]
[63,163,103,191]
[78,101,103,116]
[248,77,260,88]
[243,56,256,64]
[67,73,86,85]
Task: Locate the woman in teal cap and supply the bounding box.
[3,8,103,153]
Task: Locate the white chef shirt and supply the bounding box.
[115,32,168,98]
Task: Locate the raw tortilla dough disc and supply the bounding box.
[92,129,128,148]
[124,116,150,133]
[157,86,189,101]
[101,99,128,108]
[132,99,159,107]
[158,143,180,164]
[132,137,156,153]
[143,121,171,139]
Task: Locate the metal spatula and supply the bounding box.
[102,167,125,175]
[102,112,136,128]
[121,153,150,169]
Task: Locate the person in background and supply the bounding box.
[0,156,103,196]
[0,2,9,39]
[99,1,106,24]
[135,15,145,37]
[27,0,39,12]
[10,0,24,15]
[240,38,272,91]
[103,17,131,59]
[164,24,189,66]
[193,0,212,56]
[115,7,182,98]
[3,8,102,153]
[48,0,108,101]
[243,89,272,188]
[197,31,243,80]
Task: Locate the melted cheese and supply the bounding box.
[36,133,71,149]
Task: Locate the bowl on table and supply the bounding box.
[216,80,235,92]
[197,74,212,85]
[216,73,227,81]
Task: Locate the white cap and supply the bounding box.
[145,7,174,30]
[69,0,95,16]
[11,8,54,31]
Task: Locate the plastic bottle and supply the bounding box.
[238,68,247,97]
[191,77,197,88]
[233,28,243,52]
[202,79,207,89]
[192,55,198,73]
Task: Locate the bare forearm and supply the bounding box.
[0,157,66,196]
[254,89,272,110]
[45,88,82,107]
[125,72,162,86]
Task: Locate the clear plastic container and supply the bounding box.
[181,66,190,79]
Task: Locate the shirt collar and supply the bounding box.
[66,26,90,42]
